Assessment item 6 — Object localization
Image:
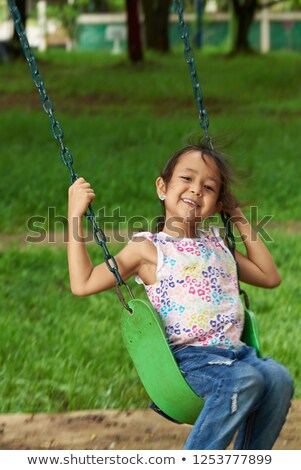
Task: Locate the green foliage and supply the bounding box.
[46,0,125,13]
[0,0,9,22]
[47,0,90,39]
[86,0,125,12]
[284,0,301,11]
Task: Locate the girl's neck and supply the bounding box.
[161,222,199,239]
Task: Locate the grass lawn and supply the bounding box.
[0,49,300,411]
[0,230,300,413]
[0,50,301,232]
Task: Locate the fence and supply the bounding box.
[1,10,301,52]
[76,11,301,53]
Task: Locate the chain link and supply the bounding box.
[7,0,131,309]
[173,0,212,147]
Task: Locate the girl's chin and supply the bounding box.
[185,214,204,223]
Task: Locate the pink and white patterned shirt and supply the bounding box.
[132,228,245,349]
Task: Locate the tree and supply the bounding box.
[46,0,89,50]
[126,0,143,62]
[141,0,172,52]
[1,0,27,59]
[230,0,258,54]
[286,0,301,9]
[90,0,124,11]
[13,0,27,44]
[229,0,286,55]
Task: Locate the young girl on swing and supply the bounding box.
[67,143,293,450]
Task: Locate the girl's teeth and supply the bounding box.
[183,199,197,206]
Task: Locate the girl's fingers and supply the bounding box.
[73,177,86,185]
[73,178,93,189]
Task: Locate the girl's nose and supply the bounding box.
[191,188,202,197]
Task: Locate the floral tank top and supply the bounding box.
[132,228,245,350]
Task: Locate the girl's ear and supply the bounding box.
[156,177,166,198]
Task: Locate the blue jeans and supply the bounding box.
[173,345,294,450]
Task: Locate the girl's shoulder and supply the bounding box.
[130,231,155,242]
[129,231,167,245]
[128,231,158,265]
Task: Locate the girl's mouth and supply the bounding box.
[181,198,200,208]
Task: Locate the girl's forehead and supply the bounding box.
[175,151,220,177]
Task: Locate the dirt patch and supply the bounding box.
[0,91,231,117]
[0,401,300,450]
[0,91,125,115]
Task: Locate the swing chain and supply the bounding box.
[220,211,250,308]
[173,0,212,148]
[7,1,76,178]
[173,1,250,309]
[173,0,248,305]
[116,284,135,313]
[8,0,133,310]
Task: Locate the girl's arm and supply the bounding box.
[228,207,281,288]
[68,178,144,296]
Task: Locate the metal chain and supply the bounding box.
[7,0,133,310]
[220,211,250,307]
[173,0,212,148]
[173,1,249,306]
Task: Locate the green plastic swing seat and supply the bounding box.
[121,298,262,426]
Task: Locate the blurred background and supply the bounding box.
[0,0,300,416]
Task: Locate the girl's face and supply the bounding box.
[156,150,222,237]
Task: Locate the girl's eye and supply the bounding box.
[204,185,215,192]
[181,176,192,181]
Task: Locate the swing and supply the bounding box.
[8,0,262,426]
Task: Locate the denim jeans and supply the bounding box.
[172,345,294,450]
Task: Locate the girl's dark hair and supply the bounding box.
[155,143,240,232]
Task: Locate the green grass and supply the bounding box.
[0,244,149,412]
[0,50,301,411]
[0,50,301,232]
[0,230,300,413]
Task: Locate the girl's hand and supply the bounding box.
[68,177,96,217]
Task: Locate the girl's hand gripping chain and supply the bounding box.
[68,177,96,218]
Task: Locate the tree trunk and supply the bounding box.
[13,0,27,43]
[231,0,258,54]
[2,0,27,59]
[195,0,204,49]
[141,0,171,52]
[126,0,143,63]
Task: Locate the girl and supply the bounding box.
[67,143,293,450]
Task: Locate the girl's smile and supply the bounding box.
[181,197,200,208]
